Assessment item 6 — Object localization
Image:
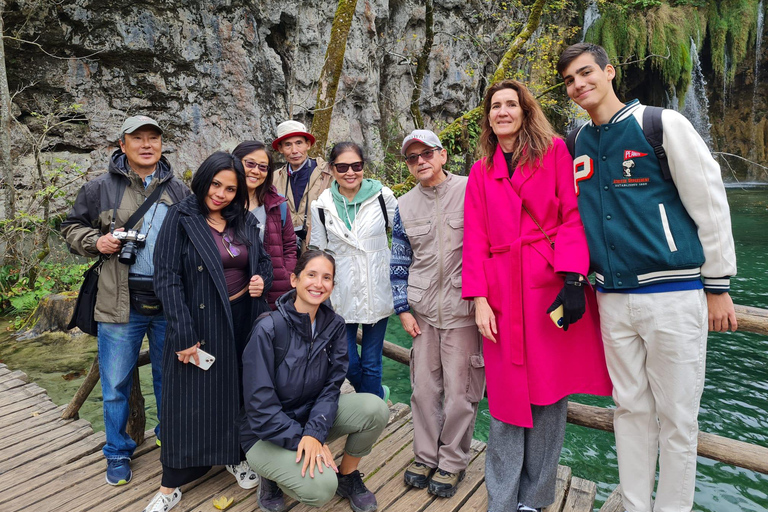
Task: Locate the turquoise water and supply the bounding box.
[382,186,768,511]
[0,188,765,511]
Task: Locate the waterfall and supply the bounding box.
[678,38,713,148]
[582,0,600,41]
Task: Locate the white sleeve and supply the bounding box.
[660,108,737,290]
[308,199,327,251]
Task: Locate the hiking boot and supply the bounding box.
[143,488,181,512]
[336,470,378,512]
[403,461,435,488]
[226,460,259,489]
[427,468,465,498]
[105,458,132,486]
[258,477,287,512]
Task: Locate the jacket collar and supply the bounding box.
[276,290,337,339]
[261,185,287,211]
[416,170,452,198]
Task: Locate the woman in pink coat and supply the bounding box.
[462,80,612,512]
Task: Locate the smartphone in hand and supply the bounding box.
[549,304,564,329]
[189,348,216,370]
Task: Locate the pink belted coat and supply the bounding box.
[462,138,612,427]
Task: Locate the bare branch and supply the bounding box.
[616,47,671,67]
[2,36,103,60]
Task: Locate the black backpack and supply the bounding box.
[255,310,330,370]
[565,105,672,180]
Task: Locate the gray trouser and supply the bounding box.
[410,319,485,473]
[245,393,390,507]
[486,398,568,512]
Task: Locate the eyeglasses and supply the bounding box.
[332,161,364,173]
[405,148,440,165]
[243,160,269,173]
[222,232,241,258]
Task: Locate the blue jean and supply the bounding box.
[98,307,166,460]
[345,318,388,398]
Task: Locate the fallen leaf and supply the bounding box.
[212,496,234,510]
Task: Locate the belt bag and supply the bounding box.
[128,275,162,315]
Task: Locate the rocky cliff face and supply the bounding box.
[3,0,766,197]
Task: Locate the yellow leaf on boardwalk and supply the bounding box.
[212,496,234,510]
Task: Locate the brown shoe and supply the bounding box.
[403,462,435,488]
[427,468,465,498]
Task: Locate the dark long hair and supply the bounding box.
[190,151,250,244]
[478,80,556,170]
[232,140,274,206]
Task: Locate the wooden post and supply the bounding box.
[126,366,145,446]
[61,357,100,420]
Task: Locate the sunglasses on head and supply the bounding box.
[243,160,269,173]
[333,161,364,173]
[405,148,440,165]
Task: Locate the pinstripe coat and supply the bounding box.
[154,195,272,467]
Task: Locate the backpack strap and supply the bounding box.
[279,201,287,226]
[318,207,325,228]
[255,310,291,370]
[378,193,389,231]
[565,125,581,159]
[642,106,672,180]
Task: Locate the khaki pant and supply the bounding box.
[410,318,485,473]
[245,393,389,507]
[597,289,707,512]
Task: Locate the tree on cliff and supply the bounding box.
[311,0,359,155]
[438,0,548,160]
[0,0,19,264]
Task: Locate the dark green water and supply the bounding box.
[0,187,765,511]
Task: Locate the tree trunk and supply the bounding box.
[0,1,20,265]
[438,0,548,160]
[310,0,358,157]
[409,0,434,129]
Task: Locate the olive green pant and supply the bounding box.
[245,393,390,507]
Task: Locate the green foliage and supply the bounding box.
[0,262,89,319]
[587,0,761,98]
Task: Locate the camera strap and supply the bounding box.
[121,181,169,232]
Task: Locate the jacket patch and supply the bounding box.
[573,155,594,196]
[624,150,648,160]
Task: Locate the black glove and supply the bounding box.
[546,272,586,331]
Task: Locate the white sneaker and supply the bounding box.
[226,460,259,489]
[143,488,181,512]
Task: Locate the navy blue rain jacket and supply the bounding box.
[240,290,348,453]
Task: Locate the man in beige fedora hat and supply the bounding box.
[272,120,332,255]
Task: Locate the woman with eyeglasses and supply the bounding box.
[233,141,297,309]
[309,142,397,403]
[462,80,611,512]
[147,152,273,512]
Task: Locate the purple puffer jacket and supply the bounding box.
[259,186,297,308]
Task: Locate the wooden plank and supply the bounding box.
[562,476,597,512]
[544,465,573,512]
[171,468,255,512]
[0,394,52,416]
[458,481,488,512]
[0,423,94,472]
[0,419,94,463]
[3,416,92,452]
[0,399,58,427]
[0,382,47,407]
[734,304,768,336]
[0,430,104,478]
[599,485,624,512]
[0,370,27,386]
[0,377,31,392]
[0,406,63,437]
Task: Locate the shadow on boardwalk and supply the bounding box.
[0,363,604,512]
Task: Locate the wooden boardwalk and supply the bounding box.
[0,363,607,512]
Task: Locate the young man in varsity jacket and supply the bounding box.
[557,43,738,512]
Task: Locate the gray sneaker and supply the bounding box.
[336,470,377,512]
[258,477,287,512]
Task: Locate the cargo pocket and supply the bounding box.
[465,353,486,403]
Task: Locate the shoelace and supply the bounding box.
[348,471,368,494]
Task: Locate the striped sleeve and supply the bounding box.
[390,207,412,315]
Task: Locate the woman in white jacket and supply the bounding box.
[310,142,397,402]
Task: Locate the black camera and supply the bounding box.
[113,230,147,265]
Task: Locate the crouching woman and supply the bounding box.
[240,250,390,512]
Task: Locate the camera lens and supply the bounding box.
[118,241,138,265]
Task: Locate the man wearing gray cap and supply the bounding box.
[390,129,485,498]
[272,120,332,255]
[61,115,189,486]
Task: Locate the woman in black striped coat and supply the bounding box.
[147,152,273,512]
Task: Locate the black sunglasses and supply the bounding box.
[405,148,440,165]
[333,161,364,173]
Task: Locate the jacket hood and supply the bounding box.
[108,148,174,182]
[331,179,383,229]
[275,289,338,341]
[262,185,288,211]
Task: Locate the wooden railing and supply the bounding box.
[61,304,768,474]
